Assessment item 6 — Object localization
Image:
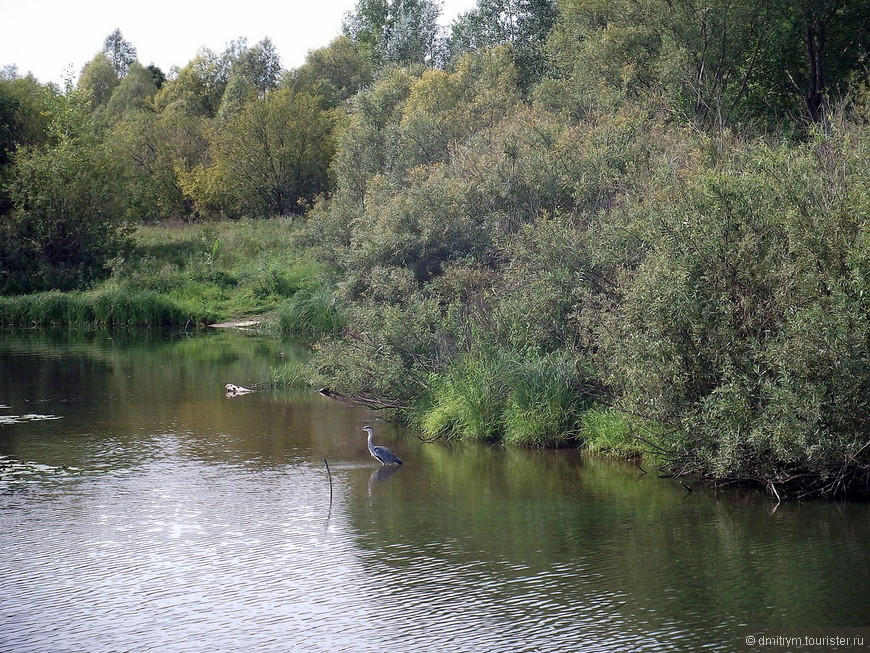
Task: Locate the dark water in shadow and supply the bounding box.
[1,330,868,652]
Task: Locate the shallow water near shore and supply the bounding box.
[1,330,868,652]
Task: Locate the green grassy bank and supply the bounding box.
[0,219,338,331]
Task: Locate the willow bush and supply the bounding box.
[602,123,870,493]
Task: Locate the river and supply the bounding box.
[1,330,868,652]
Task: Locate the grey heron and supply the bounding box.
[361,425,403,465]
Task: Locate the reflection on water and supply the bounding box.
[0,331,868,652]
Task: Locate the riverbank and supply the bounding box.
[0,219,331,331]
[1,215,868,501]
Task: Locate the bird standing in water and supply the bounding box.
[361,425,403,465]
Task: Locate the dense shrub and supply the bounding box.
[602,124,870,491]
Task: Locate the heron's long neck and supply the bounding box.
[366,429,374,448]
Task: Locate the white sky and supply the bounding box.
[0,0,478,86]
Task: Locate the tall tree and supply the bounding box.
[78,53,120,110]
[286,36,374,109]
[1,88,128,291]
[218,38,283,116]
[155,47,228,117]
[105,62,159,119]
[547,0,870,128]
[102,29,138,77]
[449,0,556,87]
[343,0,443,68]
[193,90,336,218]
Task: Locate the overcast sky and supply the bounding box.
[0,0,477,86]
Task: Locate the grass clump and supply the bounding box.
[580,407,645,458]
[266,359,313,388]
[418,350,508,442]
[417,348,592,447]
[0,288,211,328]
[275,288,346,341]
[501,352,587,447]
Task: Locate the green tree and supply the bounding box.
[601,125,870,487]
[1,90,129,291]
[146,64,166,89]
[449,0,556,88]
[109,109,209,221]
[343,0,443,68]
[78,53,120,110]
[0,75,53,167]
[192,90,335,218]
[105,62,159,119]
[0,75,55,216]
[102,28,138,77]
[156,46,233,117]
[545,0,870,128]
[218,38,283,116]
[758,0,870,124]
[286,36,373,109]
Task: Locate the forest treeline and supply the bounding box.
[1,0,869,498]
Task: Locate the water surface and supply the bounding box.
[1,330,868,652]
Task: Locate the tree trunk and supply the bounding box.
[804,9,825,123]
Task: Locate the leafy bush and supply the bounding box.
[602,123,870,490]
[3,135,131,292]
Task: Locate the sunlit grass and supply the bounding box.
[275,288,346,341]
[0,288,211,327]
[417,348,591,447]
[266,359,313,388]
[0,218,333,330]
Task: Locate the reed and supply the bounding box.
[266,359,313,388]
[418,349,509,442]
[501,353,586,447]
[276,288,345,341]
[0,288,210,328]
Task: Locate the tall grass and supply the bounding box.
[266,359,313,388]
[0,219,332,330]
[275,288,345,341]
[0,288,212,328]
[501,353,587,447]
[579,407,645,458]
[417,348,592,447]
[418,350,509,442]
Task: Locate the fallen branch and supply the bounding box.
[317,387,411,411]
[324,458,333,509]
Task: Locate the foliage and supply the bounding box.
[0,75,54,213]
[108,110,208,221]
[102,28,137,77]
[449,0,557,88]
[189,90,335,219]
[343,0,444,69]
[105,62,159,119]
[1,90,130,292]
[77,53,120,110]
[285,37,374,110]
[601,122,870,490]
[218,38,282,116]
[544,0,870,128]
[2,4,870,496]
[154,47,233,117]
